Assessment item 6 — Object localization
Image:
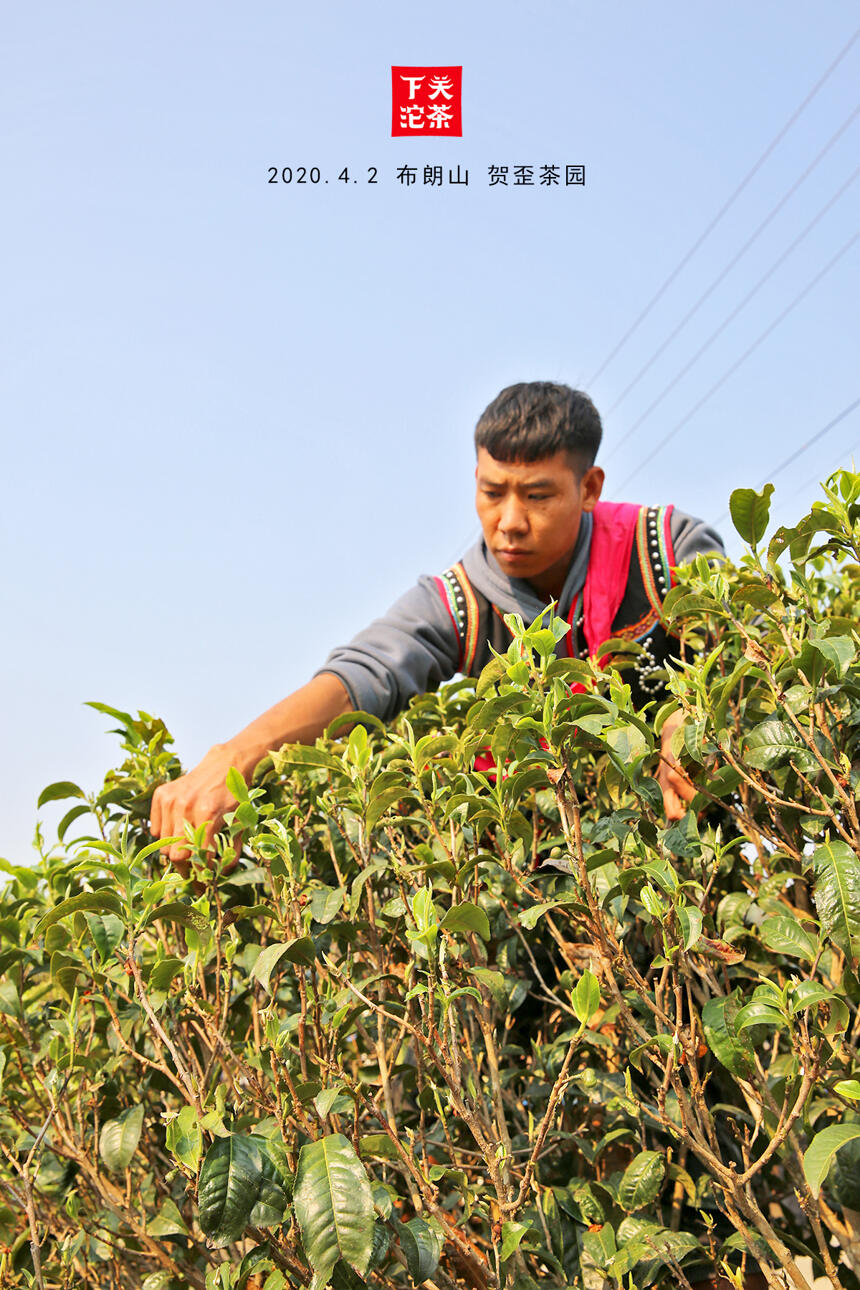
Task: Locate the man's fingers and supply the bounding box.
[657,749,698,820]
[148,751,241,874]
[150,784,163,838]
[657,714,708,820]
[662,783,687,822]
[158,795,184,855]
[663,759,697,802]
[659,749,697,796]
[676,774,698,803]
[151,789,199,865]
[150,781,181,850]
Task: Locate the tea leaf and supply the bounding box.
[37,781,86,808]
[293,1134,374,1290]
[198,1134,290,1249]
[760,915,817,961]
[573,970,600,1025]
[804,1123,860,1198]
[99,1104,145,1174]
[147,1198,188,1237]
[167,1106,202,1171]
[35,889,124,935]
[813,840,860,969]
[702,994,755,1079]
[729,484,774,546]
[400,1215,443,1280]
[617,1151,665,1212]
[440,901,490,941]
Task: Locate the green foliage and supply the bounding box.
[617,1151,665,1213]
[99,1104,145,1173]
[572,968,600,1025]
[397,1216,443,1282]
[729,482,774,547]
[293,1135,374,1290]
[198,1135,292,1248]
[813,840,860,968]
[804,1123,860,1199]
[4,470,860,1289]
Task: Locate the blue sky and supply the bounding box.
[3,2,859,862]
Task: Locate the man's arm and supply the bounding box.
[656,709,697,821]
[150,672,353,864]
[310,575,463,720]
[151,574,463,864]
[670,508,725,564]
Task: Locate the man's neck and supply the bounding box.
[526,545,577,602]
[524,512,595,603]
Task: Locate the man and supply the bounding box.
[151,382,723,863]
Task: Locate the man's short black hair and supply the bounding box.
[474,382,602,473]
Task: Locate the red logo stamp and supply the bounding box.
[391,66,462,137]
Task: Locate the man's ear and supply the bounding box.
[581,465,605,512]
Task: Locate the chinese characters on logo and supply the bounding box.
[268,67,588,190]
[391,67,463,137]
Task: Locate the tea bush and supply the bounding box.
[2,475,860,1290]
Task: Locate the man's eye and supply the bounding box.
[528,493,549,501]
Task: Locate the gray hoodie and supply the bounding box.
[314,508,723,722]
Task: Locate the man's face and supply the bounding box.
[474,448,604,598]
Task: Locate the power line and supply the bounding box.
[711,397,860,528]
[756,396,860,489]
[584,25,860,388]
[776,437,860,512]
[604,103,860,419]
[604,162,860,462]
[613,229,860,494]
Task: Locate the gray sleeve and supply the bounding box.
[313,575,462,723]
[669,508,726,566]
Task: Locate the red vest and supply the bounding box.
[444,502,678,774]
[581,501,643,664]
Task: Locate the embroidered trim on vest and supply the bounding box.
[612,606,659,641]
[637,505,673,617]
[658,504,675,588]
[434,563,480,673]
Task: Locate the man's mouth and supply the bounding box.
[497,548,530,558]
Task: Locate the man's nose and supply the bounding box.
[499,496,529,534]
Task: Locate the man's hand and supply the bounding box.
[150,744,240,866]
[149,673,354,868]
[657,710,697,822]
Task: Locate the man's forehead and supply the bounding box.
[475,448,573,484]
